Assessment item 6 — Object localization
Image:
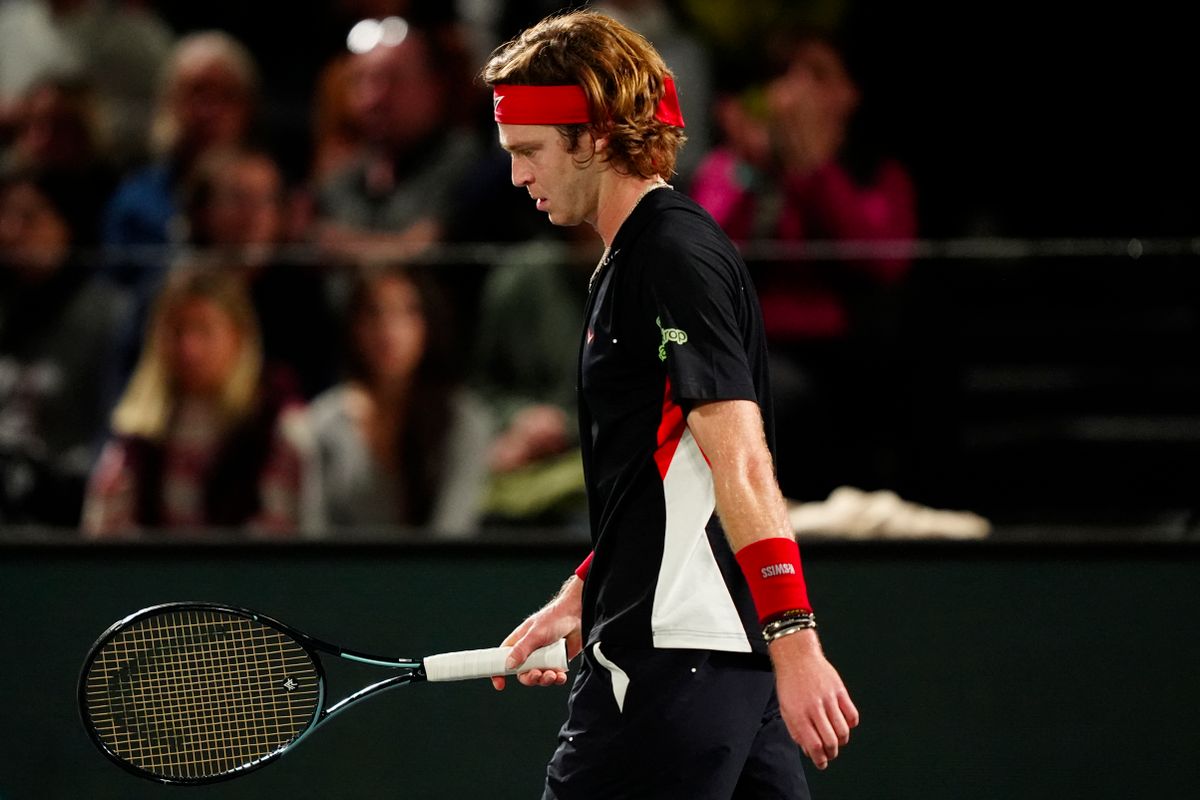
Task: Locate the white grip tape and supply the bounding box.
[423,640,568,682]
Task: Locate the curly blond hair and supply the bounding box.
[480,11,686,179]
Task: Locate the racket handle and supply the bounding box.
[423,640,569,682]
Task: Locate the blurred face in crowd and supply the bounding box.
[770,39,860,127]
[353,273,427,386]
[500,123,602,228]
[15,84,96,169]
[0,180,71,281]
[171,58,254,155]
[166,297,244,397]
[349,34,444,150]
[200,154,284,248]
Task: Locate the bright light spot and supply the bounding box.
[347,16,408,54]
[347,19,381,54]
[378,16,409,47]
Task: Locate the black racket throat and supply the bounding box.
[78,603,425,785]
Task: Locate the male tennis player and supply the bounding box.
[483,12,858,798]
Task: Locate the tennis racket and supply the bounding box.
[78,602,567,785]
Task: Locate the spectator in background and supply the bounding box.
[82,266,321,536]
[471,228,596,527]
[308,265,492,536]
[102,31,259,296]
[692,28,916,341]
[0,0,173,167]
[2,75,116,244]
[182,146,340,399]
[314,21,479,261]
[690,29,917,500]
[590,0,712,181]
[0,166,129,526]
[310,53,363,184]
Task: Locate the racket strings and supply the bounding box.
[83,610,320,780]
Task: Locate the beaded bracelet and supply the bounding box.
[762,610,817,643]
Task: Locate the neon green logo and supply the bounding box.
[656,316,688,362]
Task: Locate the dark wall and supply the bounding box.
[841,2,1196,237]
[1,541,1197,799]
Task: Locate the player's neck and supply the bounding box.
[594,174,668,248]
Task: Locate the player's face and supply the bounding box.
[498,123,602,228]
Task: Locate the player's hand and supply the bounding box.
[492,575,584,690]
[769,628,859,770]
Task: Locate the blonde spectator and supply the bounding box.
[308,265,492,536]
[180,145,340,399]
[82,266,321,537]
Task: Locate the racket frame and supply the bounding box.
[78,601,428,785]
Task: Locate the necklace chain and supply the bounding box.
[589,181,672,292]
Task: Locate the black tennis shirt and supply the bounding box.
[577,188,775,656]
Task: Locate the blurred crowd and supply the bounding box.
[0,0,919,538]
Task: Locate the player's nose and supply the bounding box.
[511,161,533,187]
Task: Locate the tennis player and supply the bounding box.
[483,11,858,798]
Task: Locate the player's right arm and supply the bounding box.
[491,571,584,690]
[686,398,859,770]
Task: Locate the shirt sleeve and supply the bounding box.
[643,219,758,407]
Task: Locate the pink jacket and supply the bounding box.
[691,148,917,340]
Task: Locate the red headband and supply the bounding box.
[492,77,685,128]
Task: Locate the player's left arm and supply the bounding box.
[686,399,860,770]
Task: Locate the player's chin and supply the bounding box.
[545,209,580,227]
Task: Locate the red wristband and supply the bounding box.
[574,551,594,582]
[734,537,812,623]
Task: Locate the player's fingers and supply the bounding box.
[797,724,829,771]
[825,695,852,746]
[494,618,536,687]
[518,668,545,687]
[505,626,543,671]
[537,669,563,686]
[516,667,569,687]
[810,708,840,763]
[500,616,535,649]
[839,690,861,729]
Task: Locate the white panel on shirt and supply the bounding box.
[651,428,752,652]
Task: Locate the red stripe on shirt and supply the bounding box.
[654,377,686,479]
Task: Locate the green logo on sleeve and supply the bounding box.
[656,316,688,362]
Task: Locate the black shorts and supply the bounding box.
[542,643,810,800]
